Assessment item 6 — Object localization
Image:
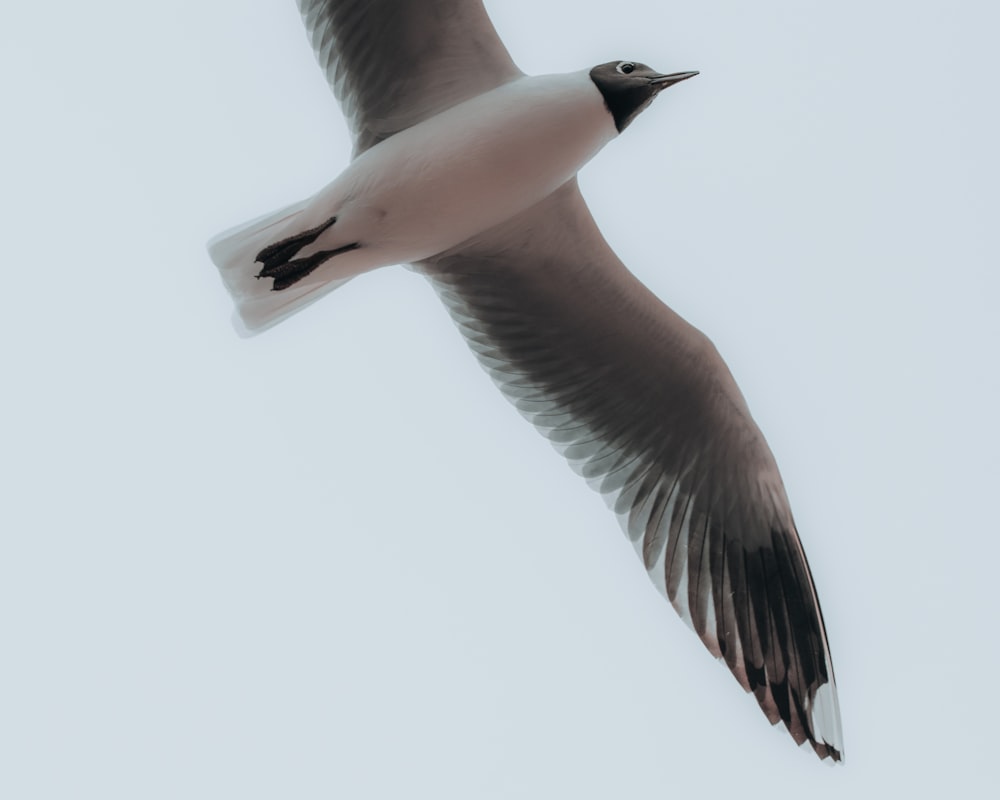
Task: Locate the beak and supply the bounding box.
[649,70,700,89]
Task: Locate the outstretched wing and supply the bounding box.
[415,179,844,762]
[297,0,522,154]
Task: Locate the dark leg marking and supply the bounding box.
[252,215,361,290]
[255,215,337,268]
[268,242,362,291]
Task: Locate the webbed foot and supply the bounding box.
[254,216,360,290]
[259,242,361,290]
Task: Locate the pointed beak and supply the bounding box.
[649,70,700,90]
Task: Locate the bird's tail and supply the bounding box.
[207,199,355,335]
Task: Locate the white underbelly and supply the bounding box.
[297,71,617,274]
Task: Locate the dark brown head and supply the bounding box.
[589,61,698,133]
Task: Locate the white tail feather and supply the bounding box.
[207,199,355,335]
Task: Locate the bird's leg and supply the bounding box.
[256,215,337,267]
[254,215,360,290]
[263,242,361,290]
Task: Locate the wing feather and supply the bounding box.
[416,179,844,761]
[296,0,522,154]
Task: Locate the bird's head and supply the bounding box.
[589,61,698,133]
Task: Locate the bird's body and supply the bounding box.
[211,71,615,329]
[209,0,844,763]
[290,72,612,274]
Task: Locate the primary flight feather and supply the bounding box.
[208,0,843,762]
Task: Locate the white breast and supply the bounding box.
[300,71,618,273]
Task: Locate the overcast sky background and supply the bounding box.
[2,0,998,797]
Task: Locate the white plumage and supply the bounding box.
[211,71,614,333]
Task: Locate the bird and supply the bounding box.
[208,0,843,763]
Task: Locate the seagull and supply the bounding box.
[209,0,843,762]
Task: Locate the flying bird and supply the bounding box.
[209,0,843,762]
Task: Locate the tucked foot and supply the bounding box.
[262,242,362,290]
[253,215,361,290]
[254,214,339,283]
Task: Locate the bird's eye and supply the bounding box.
[616,62,636,75]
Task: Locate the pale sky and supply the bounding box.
[2,1,998,797]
